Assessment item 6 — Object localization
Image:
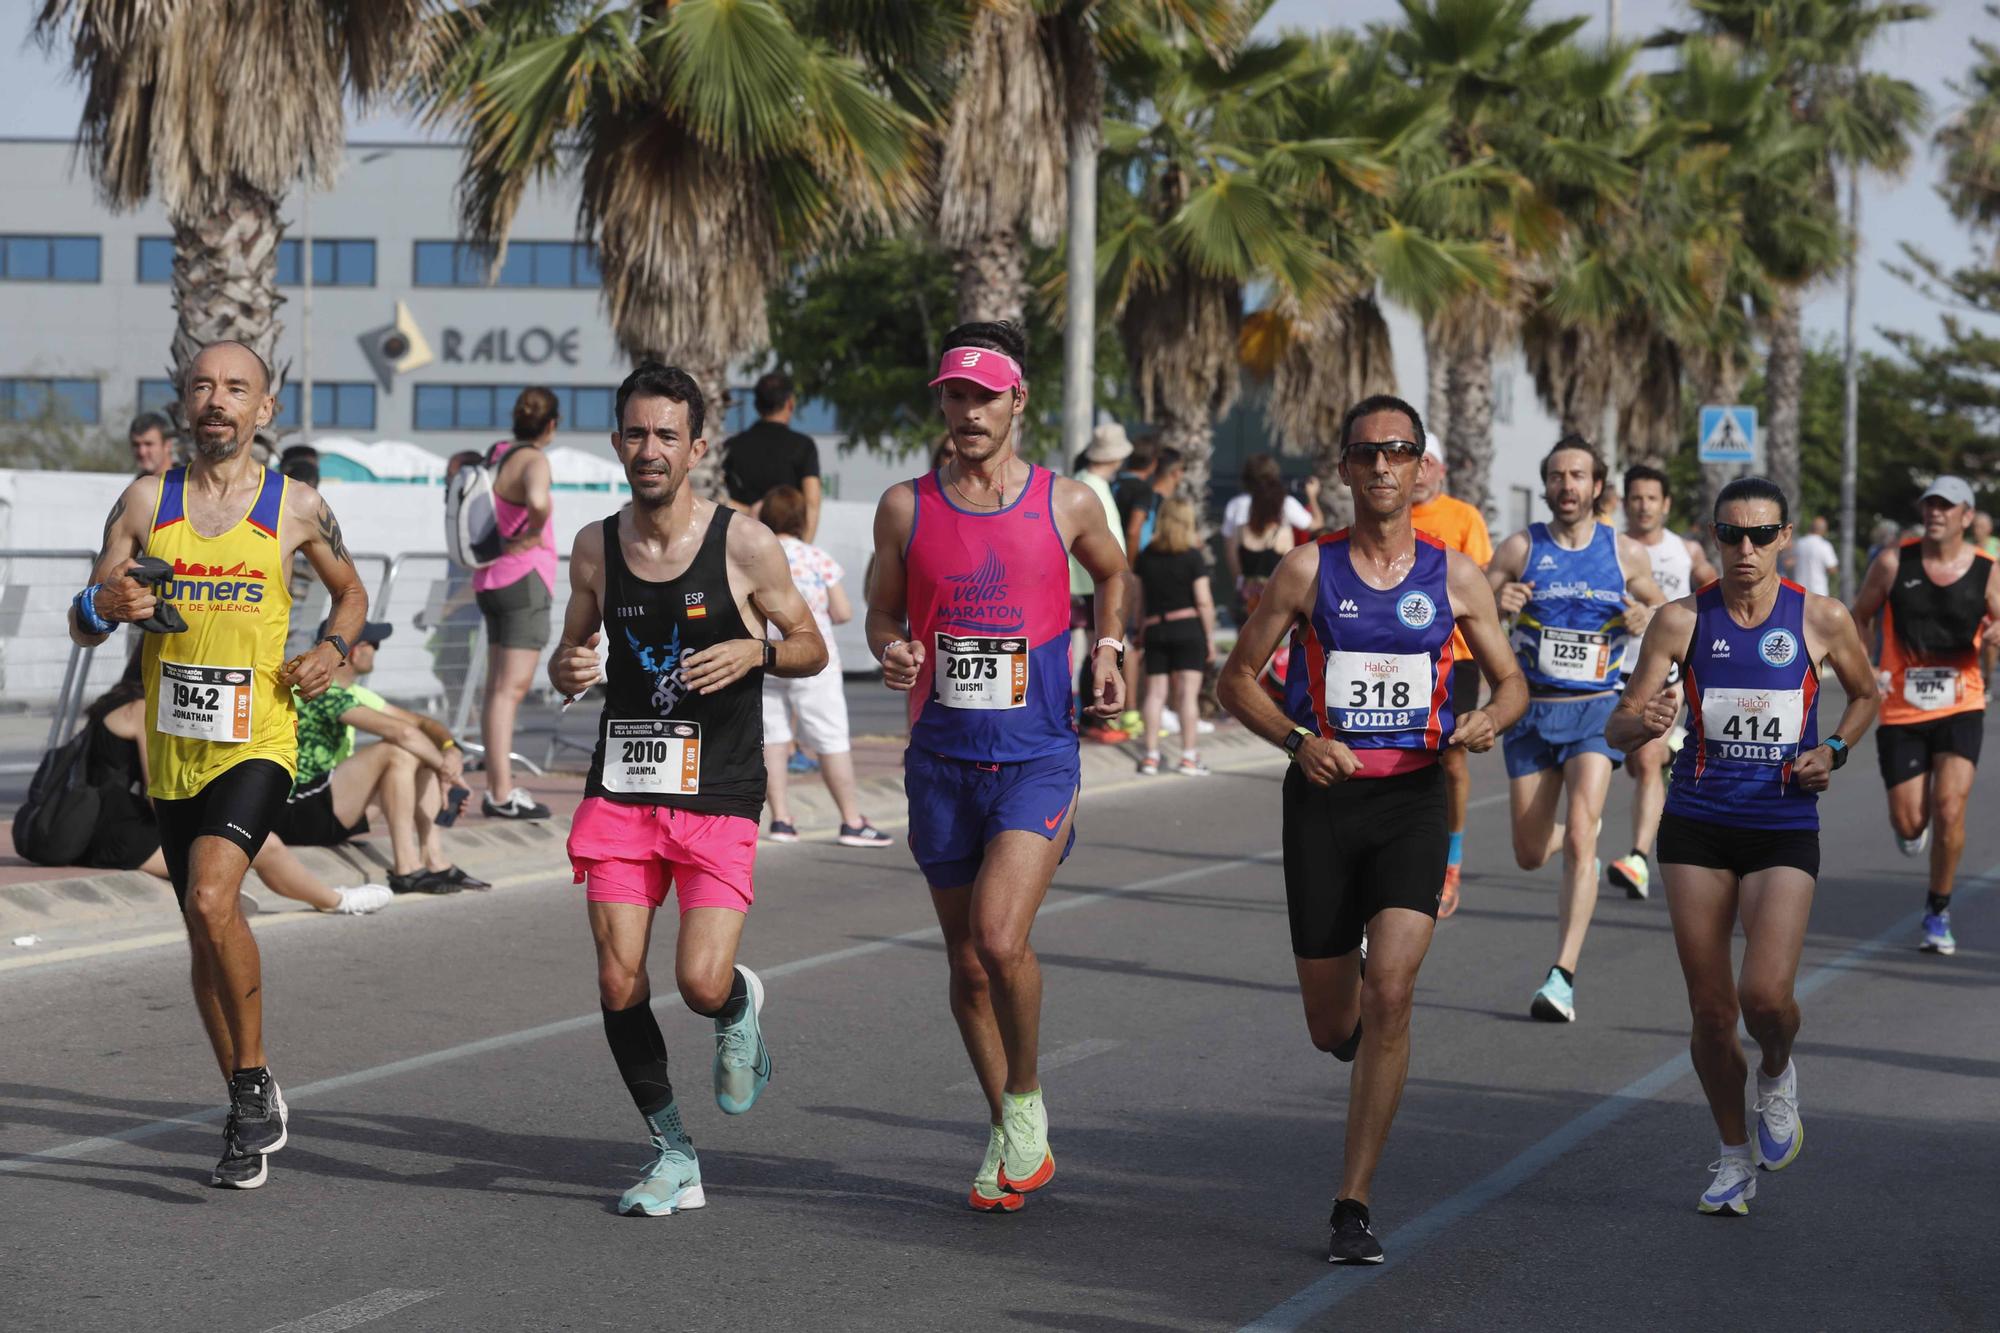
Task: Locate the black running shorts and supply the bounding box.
[1282,762,1447,959]
[153,758,292,907]
[271,771,370,848]
[1143,622,1206,675]
[1657,811,1819,878]
[1450,660,1482,718]
[1875,713,1983,787]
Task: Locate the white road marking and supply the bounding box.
[259,1288,441,1333]
[948,1038,1123,1093]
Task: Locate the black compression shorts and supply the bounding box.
[1282,762,1447,958]
[1657,812,1820,878]
[1876,713,1983,787]
[153,758,291,907]
[271,771,369,848]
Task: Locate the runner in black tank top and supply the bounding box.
[549,363,827,1217]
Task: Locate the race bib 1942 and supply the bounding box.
[602,719,700,796]
[1537,627,1615,684]
[935,633,1029,710]
[1698,687,1804,765]
[1326,651,1432,732]
[156,660,253,744]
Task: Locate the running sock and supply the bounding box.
[1927,891,1953,915]
[699,967,751,1025]
[602,1000,674,1116]
[1630,848,1647,863]
[1554,965,1576,987]
[1447,831,1464,868]
[1756,1061,1793,1092]
[1720,1139,1752,1161]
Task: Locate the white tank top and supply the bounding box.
[1633,529,1695,682]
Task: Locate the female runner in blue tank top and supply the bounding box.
[1609,476,1878,1219]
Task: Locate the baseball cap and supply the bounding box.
[928,345,1023,393]
[1424,432,1446,464]
[1920,475,1976,509]
[1084,422,1133,463]
[316,617,394,646]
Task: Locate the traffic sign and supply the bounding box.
[1699,405,1757,464]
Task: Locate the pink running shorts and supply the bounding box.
[567,796,757,913]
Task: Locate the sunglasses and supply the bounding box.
[1713,522,1786,547]
[1341,439,1424,465]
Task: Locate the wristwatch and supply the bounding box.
[318,633,350,663]
[1094,637,1127,670]
[1823,734,1849,770]
[1283,725,1314,761]
[763,640,777,671]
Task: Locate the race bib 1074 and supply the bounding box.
[1903,666,1960,712]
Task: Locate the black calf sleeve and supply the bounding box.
[602,1000,673,1116]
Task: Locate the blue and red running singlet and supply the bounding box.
[1285,531,1458,775]
[1666,580,1821,831]
[904,466,1076,763]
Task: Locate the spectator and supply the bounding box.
[65,677,390,912]
[475,387,558,820]
[1072,424,1133,743]
[128,412,174,477]
[416,450,489,706]
[1977,510,1999,559]
[1112,437,1159,554]
[1789,514,1838,596]
[1134,497,1216,777]
[275,619,489,894]
[756,486,891,847]
[1146,447,1187,535]
[280,444,326,660]
[723,371,823,541]
[1226,453,1303,620]
[279,443,321,488]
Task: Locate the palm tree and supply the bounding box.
[420,0,930,492]
[34,0,432,421]
[1935,5,2000,242]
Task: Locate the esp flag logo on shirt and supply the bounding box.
[685,591,707,620]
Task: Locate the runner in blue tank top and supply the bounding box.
[1610,476,1878,1218]
[1219,394,1525,1265]
[1488,436,1665,1024]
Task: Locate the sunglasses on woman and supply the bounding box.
[1340,439,1425,466]
[1713,522,1786,547]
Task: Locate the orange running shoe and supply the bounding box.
[969,1124,1024,1212]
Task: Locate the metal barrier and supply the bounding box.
[0,548,110,777]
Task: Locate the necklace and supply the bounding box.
[947,466,1016,510]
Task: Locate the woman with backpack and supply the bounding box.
[1134,497,1217,777]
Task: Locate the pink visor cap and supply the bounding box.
[928,346,1023,392]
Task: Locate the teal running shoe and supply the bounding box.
[713,966,771,1115]
[1530,966,1576,1023]
[620,1104,704,1216]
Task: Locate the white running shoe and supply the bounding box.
[329,884,393,915]
[1753,1061,1803,1171]
[1896,825,1931,857]
[1698,1154,1757,1215]
[1160,709,1217,737]
[1174,755,1211,777]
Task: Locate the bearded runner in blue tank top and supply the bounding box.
[869,320,1130,1215]
[1610,475,1879,1217]
[1219,394,1526,1266]
[548,363,828,1218]
[1489,435,1666,1025]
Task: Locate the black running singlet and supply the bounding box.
[584,505,766,819]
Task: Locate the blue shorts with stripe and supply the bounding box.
[904,748,1080,889]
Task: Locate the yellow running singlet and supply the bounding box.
[141,466,298,800]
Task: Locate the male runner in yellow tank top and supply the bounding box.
[69,340,369,1190]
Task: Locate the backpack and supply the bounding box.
[444,441,510,569]
[12,725,101,867]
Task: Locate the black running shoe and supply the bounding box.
[226,1070,288,1156]
[390,869,461,895]
[211,1137,268,1190]
[439,866,490,890]
[1327,1198,1384,1265]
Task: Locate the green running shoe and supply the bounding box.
[997,1087,1054,1193]
[619,1104,704,1216]
[968,1123,1022,1213]
[713,966,772,1115]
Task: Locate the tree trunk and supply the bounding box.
[1444,341,1495,522]
[953,229,1029,327]
[1765,288,1805,514]
[1157,410,1214,532]
[170,177,287,463]
[1423,317,1450,444]
[688,358,729,501]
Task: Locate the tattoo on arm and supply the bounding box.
[316,500,353,566]
[100,494,127,557]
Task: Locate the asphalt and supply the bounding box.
[3,724,1998,1332]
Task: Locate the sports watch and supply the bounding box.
[1284,725,1314,761]
[318,633,350,663]
[1823,734,1849,770]
[763,640,777,671]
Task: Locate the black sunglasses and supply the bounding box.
[1341,439,1424,465]
[1713,522,1786,547]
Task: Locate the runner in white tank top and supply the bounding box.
[1609,465,1716,900]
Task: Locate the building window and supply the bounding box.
[413,383,618,432]
[137,378,177,413]
[412,240,600,289]
[1513,485,1536,533]
[0,377,101,423]
[273,382,377,431]
[276,238,376,287]
[2,235,101,283]
[1492,365,1516,427]
[137,237,176,284]
[723,389,840,437]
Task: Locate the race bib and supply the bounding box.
[935,633,1028,710]
[1698,687,1804,765]
[1903,666,1960,712]
[156,660,253,744]
[1326,651,1432,732]
[602,719,700,796]
[1537,627,1616,684]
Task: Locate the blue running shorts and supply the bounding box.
[905,748,1081,889]
[1502,693,1624,779]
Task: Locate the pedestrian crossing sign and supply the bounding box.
[1699,405,1757,464]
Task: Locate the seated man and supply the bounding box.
[275,619,489,894]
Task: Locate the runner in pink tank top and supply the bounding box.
[867,320,1131,1215]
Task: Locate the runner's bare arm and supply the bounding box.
[70,476,162,646]
[1056,475,1131,717]
[1445,550,1526,748]
[1793,595,1881,791]
[867,483,923,689]
[1488,529,1534,614]
[550,522,607,698]
[1849,547,1897,652]
[281,485,369,700]
[1616,532,1668,637]
[1686,537,1719,588]
[503,448,553,551]
[1215,544,1359,786]
[683,517,826,694]
[1607,600,1693,753]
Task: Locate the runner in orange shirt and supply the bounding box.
[1411,433,1493,918]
